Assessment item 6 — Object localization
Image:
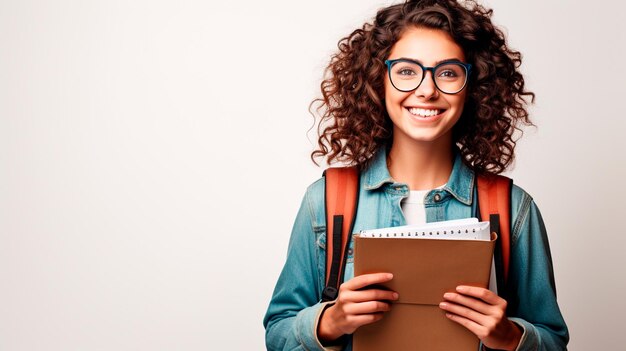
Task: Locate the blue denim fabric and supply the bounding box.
[264,149,569,351]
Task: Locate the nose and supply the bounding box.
[414,70,438,100]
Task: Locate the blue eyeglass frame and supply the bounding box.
[384,58,472,95]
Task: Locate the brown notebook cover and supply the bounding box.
[353,233,496,351]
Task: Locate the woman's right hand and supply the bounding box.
[317,273,398,343]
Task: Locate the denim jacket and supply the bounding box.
[264,149,569,351]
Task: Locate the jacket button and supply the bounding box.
[434,193,442,202]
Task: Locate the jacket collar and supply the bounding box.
[362,147,475,205]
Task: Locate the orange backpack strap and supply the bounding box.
[477,174,512,296]
[322,166,360,302]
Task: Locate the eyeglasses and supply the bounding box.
[385,59,472,95]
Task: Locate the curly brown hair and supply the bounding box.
[310,0,534,174]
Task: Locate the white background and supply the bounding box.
[1,0,624,350]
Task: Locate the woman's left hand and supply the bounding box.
[439,285,522,351]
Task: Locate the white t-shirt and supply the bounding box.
[401,184,445,225]
[400,189,430,226]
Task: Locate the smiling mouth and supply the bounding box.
[407,107,445,117]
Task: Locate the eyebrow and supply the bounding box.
[393,57,465,65]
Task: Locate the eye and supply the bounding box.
[391,62,422,80]
[396,67,417,76]
[435,63,466,82]
[438,69,458,78]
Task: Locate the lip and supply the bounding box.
[404,107,447,122]
[405,105,446,110]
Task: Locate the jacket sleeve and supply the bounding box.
[263,185,340,351]
[504,189,569,351]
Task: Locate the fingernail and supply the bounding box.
[456,286,467,292]
[439,302,447,308]
[446,313,454,318]
[387,273,393,279]
[392,292,399,299]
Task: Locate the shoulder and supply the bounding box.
[301,175,326,229]
[303,167,366,228]
[304,175,326,204]
[508,180,545,243]
[477,174,536,227]
[510,182,534,217]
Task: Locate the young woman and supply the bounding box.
[263,1,569,350]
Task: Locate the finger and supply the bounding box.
[345,300,392,315]
[444,312,488,339]
[345,288,399,303]
[346,312,385,329]
[439,301,490,326]
[442,292,497,315]
[455,286,503,305]
[342,273,393,291]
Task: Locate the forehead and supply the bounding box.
[388,27,465,64]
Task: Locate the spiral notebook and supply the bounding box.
[358,218,490,241]
[353,218,496,351]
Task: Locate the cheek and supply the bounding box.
[384,80,407,111]
[384,92,406,125]
[449,92,467,113]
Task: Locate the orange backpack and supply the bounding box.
[321,167,512,302]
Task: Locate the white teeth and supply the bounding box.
[408,108,441,117]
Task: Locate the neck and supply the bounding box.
[387,136,454,191]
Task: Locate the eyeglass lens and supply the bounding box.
[389,61,467,94]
